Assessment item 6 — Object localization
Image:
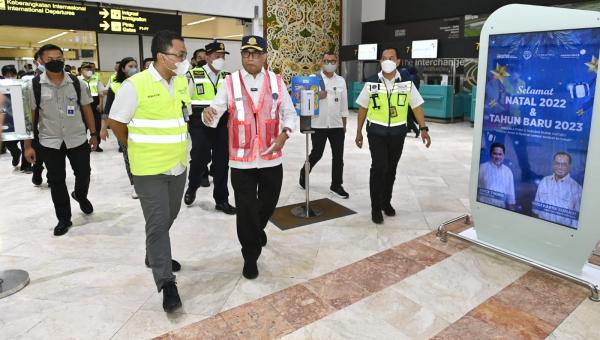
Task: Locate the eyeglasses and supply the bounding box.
[241,50,265,59]
[162,51,188,61]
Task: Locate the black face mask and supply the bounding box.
[197,60,207,67]
[45,60,65,73]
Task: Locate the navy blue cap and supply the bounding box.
[241,35,266,52]
[205,41,229,54]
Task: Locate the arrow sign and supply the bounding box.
[99,8,109,19]
[99,20,110,31]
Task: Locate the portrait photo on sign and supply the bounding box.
[477,27,600,230]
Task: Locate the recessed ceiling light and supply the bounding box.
[186,17,216,26]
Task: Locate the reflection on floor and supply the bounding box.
[1,119,598,339]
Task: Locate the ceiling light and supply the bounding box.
[217,34,243,39]
[186,17,216,26]
[37,31,70,44]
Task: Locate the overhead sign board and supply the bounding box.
[0,0,97,30]
[0,1,181,35]
[98,6,181,35]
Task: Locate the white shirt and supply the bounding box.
[209,67,297,170]
[355,71,424,110]
[311,71,349,129]
[109,63,186,176]
[533,174,582,227]
[477,161,516,208]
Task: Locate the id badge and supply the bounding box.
[67,105,76,117]
[390,107,397,118]
[196,84,204,95]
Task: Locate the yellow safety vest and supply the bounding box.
[366,80,411,127]
[127,70,191,176]
[80,74,99,97]
[188,67,228,106]
[111,81,122,94]
[108,73,117,91]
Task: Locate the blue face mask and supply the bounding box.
[127,68,138,77]
[36,64,45,73]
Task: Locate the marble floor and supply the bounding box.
[1,116,599,340]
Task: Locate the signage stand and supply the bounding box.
[438,4,600,302]
[437,215,600,301]
[291,91,322,218]
[0,270,30,299]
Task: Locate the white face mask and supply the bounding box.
[381,60,397,74]
[171,59,190,76]
[211,58,225,71]
[83,70,93,77]
[323,63,337,73]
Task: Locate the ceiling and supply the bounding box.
[0,26,97,50]
[181,14,245,40]
[0,14,244,58]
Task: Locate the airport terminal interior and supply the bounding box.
[1,0,600,339]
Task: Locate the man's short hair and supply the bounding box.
[490,142,505,154]
[323,51,336,58]
[143,57,154,64]
[554,151,572,165]
[37,44,63,58]
[380,47,399,59]
[151,30,184,60]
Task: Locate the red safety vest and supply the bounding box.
[226,70,284,162]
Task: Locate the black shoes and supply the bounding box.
[54,220,73,236]
[382,204,396,216]
[215,202,236,215]
[184,187,196,206]
[371,209,384,224]
[71,191,93,215]
[20,165,33,174]
[145,256,181,272]
[95,147,104,152]
[200,177,210,187]
[242,261,259,280]
[32,170,43,186]
[260,230,267,247]
[162,281,182,313]
[330,185,349,199]
[299,170,306,189]
[11,149,20,167]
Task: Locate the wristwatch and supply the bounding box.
[419,126,429,132]
[90,131,97,136]
[282,128,292,137]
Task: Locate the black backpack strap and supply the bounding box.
[68,73,82,108]
[32,75,41,138]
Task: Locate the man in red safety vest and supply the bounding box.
[203,35,296,279]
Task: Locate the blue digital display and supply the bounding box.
[478,27,600,229]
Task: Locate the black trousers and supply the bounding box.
[367,133,406,211]
[32,139,45,175]
[407,108,419,134]
[230,165,283,263]
[4,140,26,167]
[41,141,91,222]
[188,113,229,203]
[91,96,101,147]
[305,128,345,186]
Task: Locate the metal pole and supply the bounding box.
[437,215,600,302]
[305,133,310,217]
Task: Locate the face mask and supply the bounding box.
[211,58,225,71]
[168,58,190,76]
[323,63,337,73]
[127,68,138,77]
[197,60,207,67]
[381,60,397,74]
[83,70,93,77]
[45,60,65,73]
[35,64,45,73]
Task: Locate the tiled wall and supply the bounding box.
[264,0,341,85]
